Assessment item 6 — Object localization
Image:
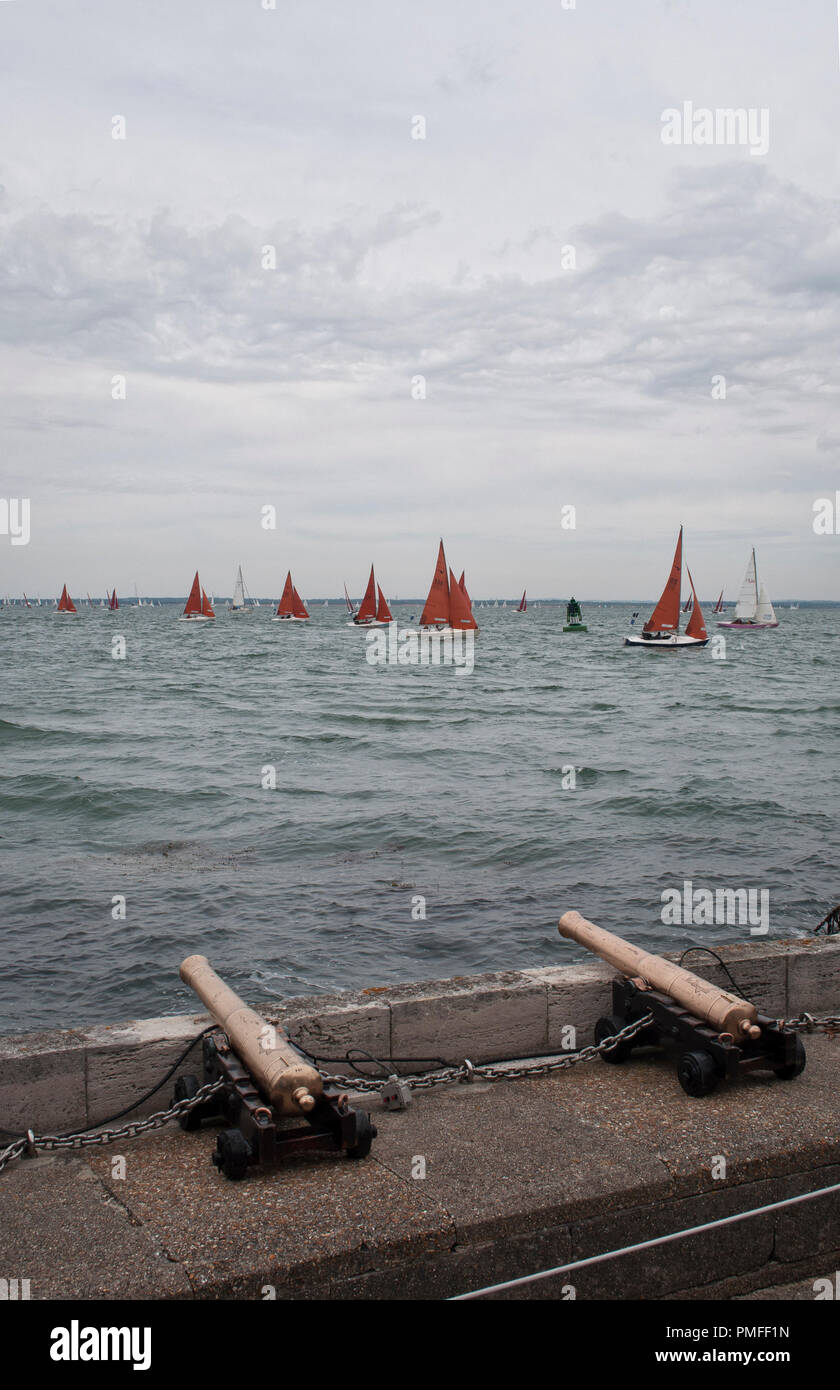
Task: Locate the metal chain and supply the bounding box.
[0,1077,225,1176]
[781,1012,840,1036]
[319,1011,656,1093]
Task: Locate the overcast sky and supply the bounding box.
[1,0,839,600]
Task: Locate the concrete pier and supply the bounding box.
[1,937,838,1300]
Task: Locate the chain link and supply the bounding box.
[2,1010,837,1176]
[319,1011,656,1092]
[781,1013,840,1036]
[0,1077,225,1176]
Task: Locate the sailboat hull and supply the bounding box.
[271,615,308,622]
[563,623,588,633]
[717,620,778,630]
[624,634,708,649]
[417,625,478,637]
[347,618,393,628]
[178,614,214,623]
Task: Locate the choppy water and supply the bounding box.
[0,602,837,1031]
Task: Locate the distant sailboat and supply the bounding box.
[712,590,725,613]
[272,571,309,622]
[179,571,215,622]
[718,550,779,630]
[56,584,78,615]
[682,594,693,613]
[343,583,355,617]
[419,541,478,634]
[349,565,393,626]
[517,590,527,613]
[23,593,32,609]
[108,588,119,611]
[624,528,708,649]
[227,565,253,614]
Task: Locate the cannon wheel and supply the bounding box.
[773,1036,806,1080]
[174,1074,203,1131]
[594,1016,636,1064]
[677,1050,719,1098]
[214,1128,251,1180]
[345,1110,376,1160]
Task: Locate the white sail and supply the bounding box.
[734,549,758,621]
[755,582,776,625]
[230,566,246,610]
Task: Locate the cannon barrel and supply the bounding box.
[558,911,761,1039]
[180,954,324,1115]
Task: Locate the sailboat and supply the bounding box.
[517,590,527,613]
[682,594,693,613]
[56,584,78,615]
[624,528,708,649]
[343,583,355,618]
[272,571,309,622]
[419,541,479,635]
[107,589,119,611]
[179,571,215,622]
[23,593,32,609]
[348,566,393,626]
[227,565,253,614]
[713,590,725,614]
[563,597,587,633]
[718,549,779,630]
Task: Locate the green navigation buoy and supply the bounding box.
[563,596,587,633]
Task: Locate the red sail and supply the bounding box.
[57,584,77,613]
[356,566,377,622]
[643,527,683,633]
[420,541,450,626]
[458,570,471,606]
[376,585,393,622]
[201,588,215,618]
[713,590,723,613]
[291,586,309,619]
[685,569,707,640]
[518,590,527,612]
[276,571,295,616]
[448,568,478,630]
[183,572,203,616]
[109,589,119,610]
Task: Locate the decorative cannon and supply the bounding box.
[558,912,806,1097]
[173,955,376,1179]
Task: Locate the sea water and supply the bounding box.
[0,602,837,1030]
